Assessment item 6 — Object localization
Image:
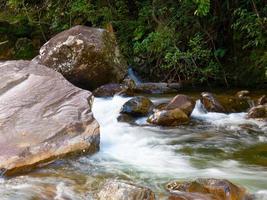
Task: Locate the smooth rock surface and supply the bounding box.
[120,96,154,116]
[33,25,126,89]
[0,60,100,176]
[98,179,155,200]
[147,108,189,126]
[165,94,195,116]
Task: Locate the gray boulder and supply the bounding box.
[0,60,100,176]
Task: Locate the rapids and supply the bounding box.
[0,95,266,199]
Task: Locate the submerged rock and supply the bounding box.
[0,60,100,176]
[33,25,126,89]
[200,92,225,113]
[98,179,155,200]
[147,108,189,126]
[166,178,251,200]
[247,104,267,119]
[120,96,154,116]
[169,192,213,200]
[165,94,195,116]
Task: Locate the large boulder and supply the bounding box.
[120,96,154,116]
[166,178,251,200]
[165,94,195,116]
[0,60,100,176]
[98,180,155,200]
[200,92,225,113]
[147,108,189,126]
[33,25,126,89]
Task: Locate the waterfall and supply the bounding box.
[127,67,142,85]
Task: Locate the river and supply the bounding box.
[0,94,267,199]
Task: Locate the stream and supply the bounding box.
[0,94,267,199]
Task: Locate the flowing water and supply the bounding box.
[0,93,267,199]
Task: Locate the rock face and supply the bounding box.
[165,94,195,116]
[0,60,100,176]
[33,25,126,89]
[98,180,155,200]
[200,92,225,112]
[247,105,267,119]
[120,96,154,116]
[147,108,189,126]
[166,178,251,200]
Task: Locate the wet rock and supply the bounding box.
[169,192,213,200]
[166,178,251,200]
[200,92,225,112]
[98,179,155,200]
[33,25,126,89]
[220,97,251,113]
[0,60,100,176]
[133,82,179,94]
[165,94,195,116]
[93,83,127,97]
[153,102,168,112]
[247,105,267,119]
[258,95,267,105]
[120,96,154,116]
[236,90,250,99]
[147,108,189,126]
[219,90,252,112]
[117,114,135,124]
[123,77,137,89]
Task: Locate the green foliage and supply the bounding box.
[232,8,266,49]
[1,0,266,87]
[192,0,210,16]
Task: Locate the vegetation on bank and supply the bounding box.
[0,0,266,87]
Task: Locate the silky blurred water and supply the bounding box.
[0,95,266,199]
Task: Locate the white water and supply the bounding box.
[127,68,142,84]
[88,96,267,197]
[192,100,267,131]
